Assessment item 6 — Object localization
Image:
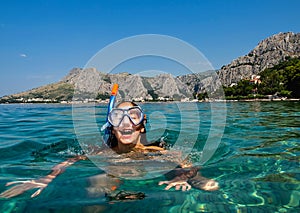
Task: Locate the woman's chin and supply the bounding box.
[119,135,136,145]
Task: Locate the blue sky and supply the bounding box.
[0,0,300,97]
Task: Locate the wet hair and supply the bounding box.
[106,101,146,148]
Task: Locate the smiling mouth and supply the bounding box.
[120,129,134,135]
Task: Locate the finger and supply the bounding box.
[1,187,21,198]
[186,183,192,191]
[175,185,181,190]
[0,186,25,198]
[164,183,174,190]
[158,181,169,186]
[0,190,13,198]
[0,183,40,198]
[12,184,34,197]
[31,188,44,198]
[182,185,187,191]
[5,181,30,186]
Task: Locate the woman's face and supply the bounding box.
[112,102,144,146]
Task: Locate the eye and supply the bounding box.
[112,110,124,119]
[129,108,142,120]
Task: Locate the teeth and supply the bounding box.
[121,130,133,135]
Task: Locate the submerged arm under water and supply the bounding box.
[0,155,87,198]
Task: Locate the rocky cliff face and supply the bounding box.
[62,69,197,101]
[218,32,300,86]
[62,67,109,94]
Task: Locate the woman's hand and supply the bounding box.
[158,167,197,191]
[158,180,192,191]
[0,178,49,198]
[158,166,219,192]
[0,156,85,199]
[188,175,219,191]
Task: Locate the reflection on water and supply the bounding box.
[0,101,299,212]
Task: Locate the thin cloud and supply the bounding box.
[20,53,27,58]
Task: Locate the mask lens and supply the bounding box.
[128,107,143,125]
[108,109,125,126]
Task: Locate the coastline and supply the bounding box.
[0,98,299,105]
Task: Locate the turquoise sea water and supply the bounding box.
[0,101,299,213]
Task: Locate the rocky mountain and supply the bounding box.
[218,32,300,86]
[65,69,197,101]
[1,32,299,103]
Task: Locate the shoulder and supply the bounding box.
[144,140,170,149]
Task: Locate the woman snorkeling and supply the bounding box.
[0,101,219,199]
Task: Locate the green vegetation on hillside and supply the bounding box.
[0,83,74,103]
[96,92,110,100]
[223,57,300,100]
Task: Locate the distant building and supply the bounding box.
[250,75,261,84]
[180,98,190,102]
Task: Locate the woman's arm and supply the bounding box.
[0,155,86,198]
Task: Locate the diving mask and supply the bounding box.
[108,106,144,127]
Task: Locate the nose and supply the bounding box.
[119,115,132,127]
